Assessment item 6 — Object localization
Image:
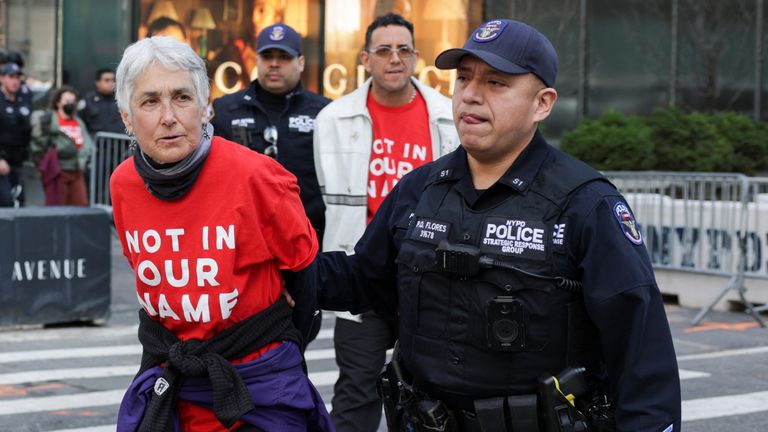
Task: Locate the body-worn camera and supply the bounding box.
[485,296,526,351]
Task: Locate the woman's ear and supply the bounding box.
[120,111,133,135]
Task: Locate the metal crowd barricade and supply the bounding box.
[89,132,132,213]
[744,177,768,315]
[603,171,765,327]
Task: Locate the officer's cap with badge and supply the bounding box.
[257,23,302,58]
[435,19,558,88]
[0,62,24,77]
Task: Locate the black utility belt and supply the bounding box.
[378,359,615,432]
[457,394,539,432]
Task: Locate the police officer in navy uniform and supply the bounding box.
[316,19,681,432]
[0,62,32,207]
[210,23,330,244]
[79,68,125,136]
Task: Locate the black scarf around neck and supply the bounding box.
[132,123,213,201]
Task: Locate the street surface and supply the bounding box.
[0,233,767,431]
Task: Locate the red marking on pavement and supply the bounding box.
[28,383,65,392]
[0,385,28,397]
[684,321,760,333]
[0,383,66,399]
[50,409,101,417]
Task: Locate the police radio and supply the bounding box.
[485,296,526,351]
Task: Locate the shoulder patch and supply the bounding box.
[612,202,643,245]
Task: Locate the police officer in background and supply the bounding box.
[79,68,124,136]
[316,19,681,432]
[211,23,330,244]
[0,62,32,207]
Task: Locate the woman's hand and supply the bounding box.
[282,285,296,308]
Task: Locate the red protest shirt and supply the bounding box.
[366,89,433,222]
[110,137,318,431]
[57,114,84,150]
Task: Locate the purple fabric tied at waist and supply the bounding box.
[117,341,335,431]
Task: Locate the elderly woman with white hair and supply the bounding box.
[111,36,333,432]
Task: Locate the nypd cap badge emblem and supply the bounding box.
[473,20,509,43]
[269,26,285,41]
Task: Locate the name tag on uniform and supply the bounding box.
[408,218,450,245]
[231,118,255,127]
[480,216,547,260]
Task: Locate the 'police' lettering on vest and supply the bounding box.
[288,115,315,133]
[481,217,547,260]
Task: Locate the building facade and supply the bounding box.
[1,0,766,139]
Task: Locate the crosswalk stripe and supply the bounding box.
[677,346,768,362]
[0,365,137,385]
[0,325,138,343]
[0,366,337,389]
[309,370,339,387]
[682,390,768,421]
[0,345,141,363]
[304,348,335,361]
[0,389,125,415]
[315,328,333,340]
[36,391,768,430]
[678,369,710,380]
[45,426,116,432]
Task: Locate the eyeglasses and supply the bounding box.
[263,125,278,159]
[368,46,415,59]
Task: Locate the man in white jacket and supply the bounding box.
[313,13,459,432]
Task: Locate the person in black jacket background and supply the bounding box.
[0,62,32,207]
[210,23,330,245]
[79,68,124,136]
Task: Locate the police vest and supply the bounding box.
[394,148,606,404]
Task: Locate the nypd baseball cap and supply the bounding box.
[257,23,302,57]
[435,19,558,88]
[0,62,24,76]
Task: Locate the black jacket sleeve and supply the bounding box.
[316,165,430,319]
[571,187,681,432]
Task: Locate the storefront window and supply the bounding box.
[322,0,482,99]
[3,0,56,104]
[137,0,321,99]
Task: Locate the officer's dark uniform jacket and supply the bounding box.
[80,91,124,135]
[0,87,32,166]
[210,81,330,240]
[318,131,681,432]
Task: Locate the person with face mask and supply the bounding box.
[31,85,93,206]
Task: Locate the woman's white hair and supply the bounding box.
[115,36,209,117]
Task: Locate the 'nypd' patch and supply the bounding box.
[480,217,546,260]
[409,218,450,245]
[269,26,285,41]
[473,20,509,43]
[613,202,643,245]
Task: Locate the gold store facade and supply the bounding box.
[134,0,483,100]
